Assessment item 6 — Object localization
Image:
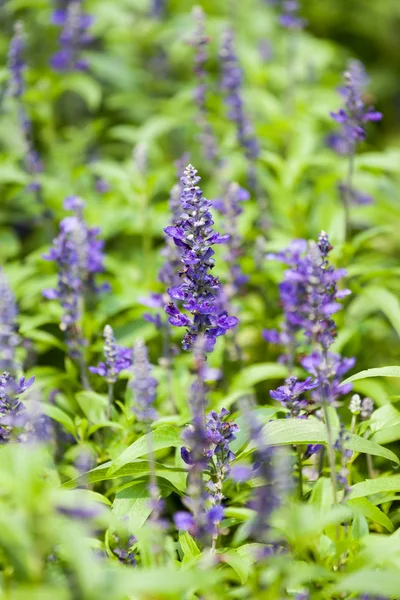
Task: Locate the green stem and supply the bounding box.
[107,381,114,420]
[322,402,338,505]
[297,445,303,500]
[343,147,355,241]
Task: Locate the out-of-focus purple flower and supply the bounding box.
[330,60,382,153]
[338,183,373,205]
[279,0,306,30]
[270,376,317,418]
[43,197,108,357]
[112,534,136,566]
[8,21,25,98]
[51,0,93,72]
[191,6,218,162]
[89,325,132,383]
[267,232,350,356]
[7,24,43,194]
[245,408,285,540]
[130,340,158,422]
[176,337,210,538]
[164,164,238,352]
[220,29,260,173]
[0,271,19,375]
[150,0,165,19]
[0,371,34,443]
[214,183,249,314]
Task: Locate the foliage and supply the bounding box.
[0,0,400,599]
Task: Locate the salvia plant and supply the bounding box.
[1,1,400,599]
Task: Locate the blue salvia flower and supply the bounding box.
[191,6,218,162]
[0,270,20,375]
[43,196,108,360]
[8,23,43,194]
[164,164,238,352]
[266,233,354,405]
[130,339,158,422]
[89,325,132,383]
[0,372,34,444]
[220,29,260,186]
[329,60,382,214]
[51,0,93,72]
[270,376,317,418]
[214,183,250,314]
[279,1,306,29]
[150,0,165,19]
[330,60,382,153]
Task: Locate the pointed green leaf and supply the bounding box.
[350,476,400,500]
[341,366,400,386]
[108,425,182,474]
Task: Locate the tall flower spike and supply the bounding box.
[329,60,382,227]
[43,196,107,364]
[8,23,43,195]
[164,164,238,353]
[220,29,260,186]
[330,60,382,153]
[191,6,218,162]
[279,0,305,30]
[51,0,93,72]
[0,271,20,375]
[130,340,158,422]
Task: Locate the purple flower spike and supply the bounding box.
[0,271,20,375]
[89,325,132,383]
[51,0,93,72]
[220,29,260,185]
[43,197,108,358]
[279,1,306,30]
[330,60,382,155]
[164,165,238,352]
[214,183,249,316]
[191,7,218,162]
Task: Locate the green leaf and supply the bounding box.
[231,363,289,391]
[257,418,399,464]
[333,569,400,596]
[108,425,182,474]
[40,404,76,436]
[57,73,102,110]
[350,476,400,500]
[220,548,250,584]
[75,391,108,423]
[341,366,400,386]
[348,498,394,532]
[112,481,154,531]
[179,532,200,559]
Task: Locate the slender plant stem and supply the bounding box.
[297,445,303,499]
[343,147,355,241]
[107,382,114,420]
[322,402,338,505]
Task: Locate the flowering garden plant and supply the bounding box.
[1,0,400,598]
